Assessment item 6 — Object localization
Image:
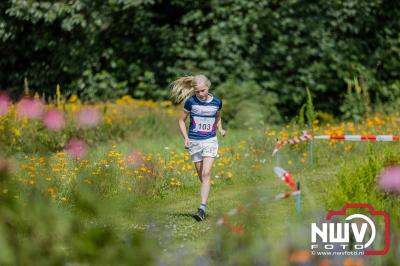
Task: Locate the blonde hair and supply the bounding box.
[170,75,211,103]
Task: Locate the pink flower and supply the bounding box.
[378,165,400,194]
[126,149,143,168]
[0,92,10,116]
[65,138,88,159]
[76,107,102,128]
[16,98,44,119]
[43,109,65,131]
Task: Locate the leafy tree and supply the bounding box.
[1,0,400,117]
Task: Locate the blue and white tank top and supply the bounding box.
[183,94,222,140]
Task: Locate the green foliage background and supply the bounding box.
[1,0,400,116]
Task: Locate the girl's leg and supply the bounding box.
[194,161,203,182]
[200,156,215,205]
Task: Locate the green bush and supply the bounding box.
[214,80,281,128]
[76,70,128,102]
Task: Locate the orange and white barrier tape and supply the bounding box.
[216,200,254,235]
[272,133,399,155]
[217,216,244,235]
[274,166,297,191]
[275,190,301,200]
[272,132,312,156]
[313,135,399,141]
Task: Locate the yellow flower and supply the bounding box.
[68,94,79,103]
[161,100,172,107]
[104,115,112,124]
[12,128,21,136]
[117,95,134,105]
[70,104,78,112]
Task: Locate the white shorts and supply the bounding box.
[188,137,218,162]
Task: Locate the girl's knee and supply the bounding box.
[201,177,210,184]
[201,170,211,180]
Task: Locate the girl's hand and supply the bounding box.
[219,129,226,137]
[184,138,190,149]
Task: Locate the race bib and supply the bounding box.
[193,116,215,133]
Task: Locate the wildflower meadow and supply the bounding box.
[0,88,400,266]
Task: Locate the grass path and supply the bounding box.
[117,160,341,263]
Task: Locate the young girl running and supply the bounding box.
[171,75,225,221]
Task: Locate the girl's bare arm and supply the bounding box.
[216,111,226,137]
[178,111,190,147]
